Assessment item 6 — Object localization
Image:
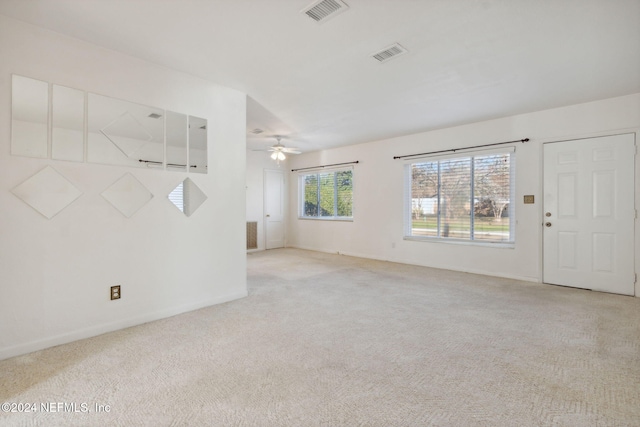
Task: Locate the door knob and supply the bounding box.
[266,214,270,217]
[545,222,552,227]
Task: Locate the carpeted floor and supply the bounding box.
[1,248,639,426]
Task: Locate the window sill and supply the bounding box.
[403,235,514,248]
[298,217,353,222]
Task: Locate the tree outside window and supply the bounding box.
[300,169,353,219]
[407,151,513,243]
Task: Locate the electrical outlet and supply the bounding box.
[110,285,121,300]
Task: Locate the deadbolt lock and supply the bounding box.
[545,212,552,217]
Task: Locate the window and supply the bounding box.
[405,149,514,243]
[299,168,353,220]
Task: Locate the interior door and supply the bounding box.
[543,133,635,295]
[264,169,285,249]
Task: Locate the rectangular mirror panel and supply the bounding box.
[11,75,49,158]
[88,93,164,168]
[166,111,188,172]
[52,85,85,162]
[11,75,204,177]
[189,116,208,174]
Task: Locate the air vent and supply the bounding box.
[371,43,408,63]
[250,128,264,134]
[148,113,162,119]
[301,0,349,24]
[247,222,258,250]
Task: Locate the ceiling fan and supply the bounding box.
[262,136,301,163]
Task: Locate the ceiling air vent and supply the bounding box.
[250,128,264,134]
[371,43,408,63]
[148,113,162,119]
[301,0,349,24]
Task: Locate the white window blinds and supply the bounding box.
[299,167,353,220]
[405,149,515,243]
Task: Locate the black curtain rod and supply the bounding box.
[139,159,198,168]
[291,160,359,172]
[393,138,529,160]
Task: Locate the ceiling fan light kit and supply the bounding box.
[260,135,300,164]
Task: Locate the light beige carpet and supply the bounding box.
[1,248,639,426]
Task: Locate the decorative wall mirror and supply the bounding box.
[11,75,209,176]
[11,166,82,219]
[52,84,85,162]
[165,111,188,172]
[168,178,207,216]
[88,93,164,168]
[102,173,154,218]
[189,116,208,174]
[11,75,49,158]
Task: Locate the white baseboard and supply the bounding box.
[287,245,539,283]
[0,290,248,361]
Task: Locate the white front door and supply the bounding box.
[264,169,285,249]
[543,133,635,295]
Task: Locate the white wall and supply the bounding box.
[0,16,248,359]
[287,93,640,296]
[246,150,288,251]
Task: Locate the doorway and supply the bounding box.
[264,169,285,249]
[542,133,635,295]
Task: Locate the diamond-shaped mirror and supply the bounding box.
[102,173,153,218]
[11,166,82,219]
[168,178,207,217]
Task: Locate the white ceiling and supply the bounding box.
[1,0,639,153]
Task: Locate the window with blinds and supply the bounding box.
[168,181,184,213]
[405,149,514,243]
[299,168,353,220]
